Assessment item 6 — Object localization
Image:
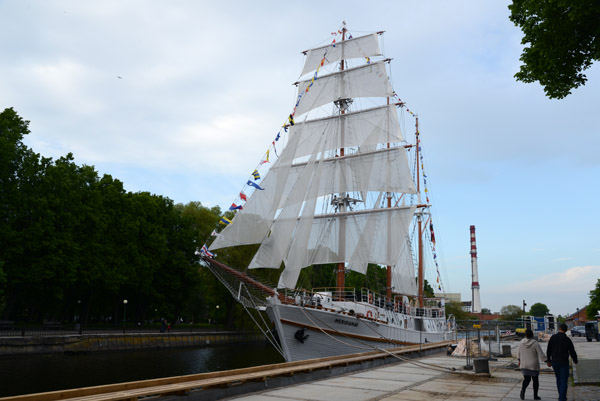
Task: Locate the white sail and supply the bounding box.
[282,148,416,204]
[277,206,416,289]
[247,135,327,269]
[301,33,381,76]
[294,61,393,117]
[392,236,418,296]
[291,105,403,160]
[212,31,421,292]
[208,129,304,251]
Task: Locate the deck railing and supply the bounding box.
[282,287,445,318]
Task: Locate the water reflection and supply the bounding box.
[0,342,284,397]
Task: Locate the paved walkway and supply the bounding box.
[229,337,600,400]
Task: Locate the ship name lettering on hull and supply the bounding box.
[334,318,358,327]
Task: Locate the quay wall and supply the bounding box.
[0,331,264,356]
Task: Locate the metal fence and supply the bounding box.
[449,319,557,365]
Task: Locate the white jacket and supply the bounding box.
[517,338,547,371]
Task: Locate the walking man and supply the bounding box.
[546,323,578,401]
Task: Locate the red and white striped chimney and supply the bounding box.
[470,225,482,313]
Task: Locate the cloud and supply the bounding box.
[491,265,600,295]
[551,257,575,263]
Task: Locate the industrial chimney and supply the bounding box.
[470,225,482,313]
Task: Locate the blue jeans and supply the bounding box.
[552,362,570,401]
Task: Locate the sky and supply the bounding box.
[1,1,599,317]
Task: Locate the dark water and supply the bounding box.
[0,342,284,397]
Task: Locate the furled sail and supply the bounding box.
[294,61,393,116]
[301,33,381,76]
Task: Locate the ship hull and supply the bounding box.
[266,298,451,362]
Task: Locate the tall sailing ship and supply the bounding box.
[200,24,455,362]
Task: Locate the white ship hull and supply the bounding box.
[266,296,452,362]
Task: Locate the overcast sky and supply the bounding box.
[2,1,599,317]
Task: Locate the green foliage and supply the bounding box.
[481,308,491,315]
[0,108,231,325]
[423,279,434,298]
[529,302,550,317]
[587,278,600,320]
[509,0,600,99]
[445,301,476,321]
[500,304,524,321]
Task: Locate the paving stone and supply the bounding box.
[229,338,600,401]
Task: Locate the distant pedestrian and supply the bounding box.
[518,329,545,400]
[160,318,167,333]
[546,323,578,401]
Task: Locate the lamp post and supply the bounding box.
[123,299,128,333]
[576,307,579,325]
[215,305,220,327]
[76,299,81,334]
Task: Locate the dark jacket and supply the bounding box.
[546,332,578,365]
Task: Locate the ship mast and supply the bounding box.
[386,95,392,301]
[335,23,347,299]
[416,117,424,308]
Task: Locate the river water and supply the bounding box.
[0,342,284,397]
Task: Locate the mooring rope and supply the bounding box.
[297,303,482,375]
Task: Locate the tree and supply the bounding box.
[587,278,600,320]
[529,302,550,317]
[445,301,476,322]
[481,307,492,315]
[423,279,435,298]
[0,108,50,320]
[500,304,524,322]
[508,0,600,99]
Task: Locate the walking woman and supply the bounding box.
[517,329,546,400]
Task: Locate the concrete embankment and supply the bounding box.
[0,331,264,356]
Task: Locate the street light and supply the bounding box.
[216,305,220,326]
[576,307,579,325]
[123,299,128,333]
[76,299,81,322]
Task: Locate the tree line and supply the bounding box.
[0,108,242,327]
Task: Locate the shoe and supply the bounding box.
[520,389,525,400]
[533,397,541,400]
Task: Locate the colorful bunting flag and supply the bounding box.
[261,150,270,164]
[247,180,264,190]
[204,33,333,256]
[200,244,214,258]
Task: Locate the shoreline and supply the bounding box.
[0,331,265,356]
